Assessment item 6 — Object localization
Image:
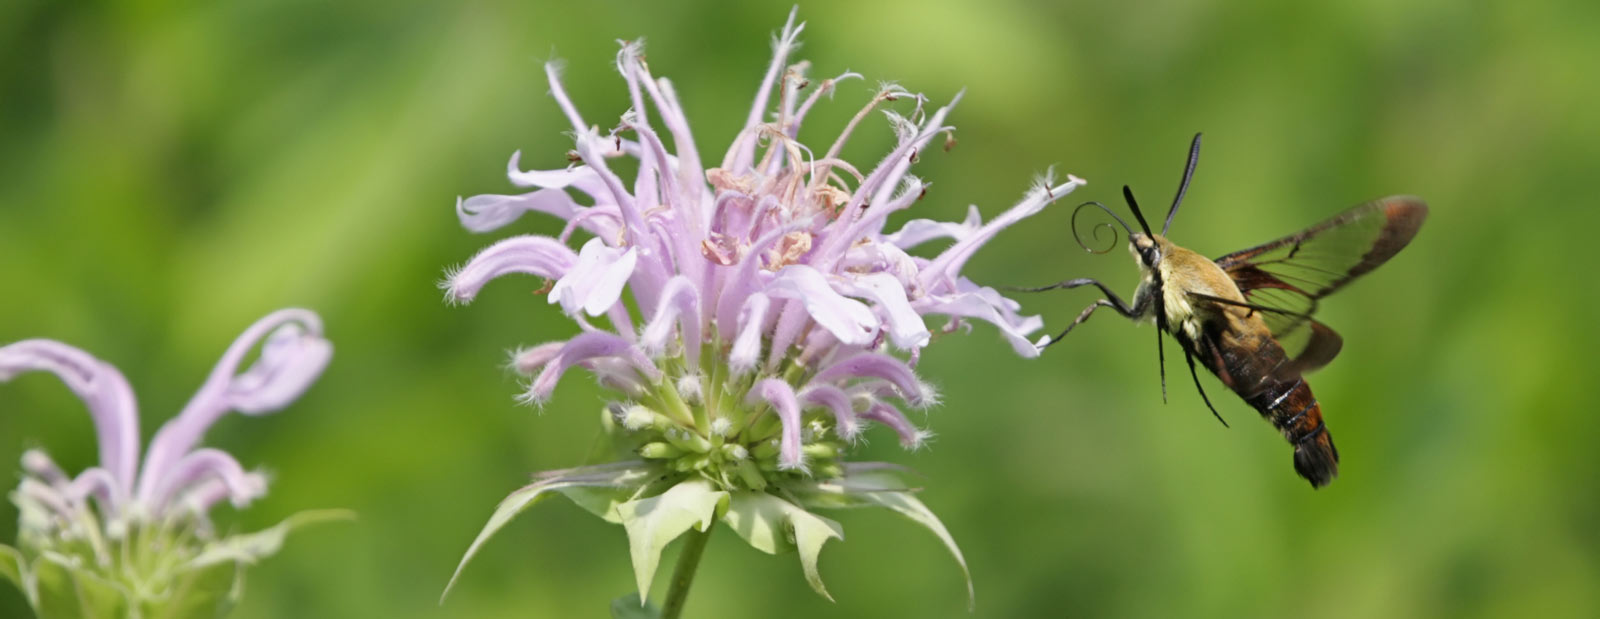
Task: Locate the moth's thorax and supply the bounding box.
[1148,239,1250,341]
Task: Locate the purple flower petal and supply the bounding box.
[568,125,649,245]
[510,342,567,376]
[63,467,121,509]
[505,151,600,189]
[882,205,984,249]
[525,332,660,404]
[227,321,333,415]
[839,273,930,350]
[639,276,703,364]
[138,309,326,504]
[148,448,267,512]
[456,189,587,234]
[618,46,706,211]
[810,352,931,407]
[21,449,69,487]
[916,284,1045,358]
[444,235,578,304]
[746,378,804,469]
[798,385,860,440]
[724,6,803,172]
[920,174,1085,288]
[549,237,638,317]
[0,339,141,491]
[860,402,927,448]
[765,265,877,346]
[729,293,771,376]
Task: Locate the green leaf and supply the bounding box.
[442,464,652,602]
[190,508,355,569]
[33,553,131,619]
[0,544,27,603]
[721,491,845,601]
[609,592,661,619]
[616,479,727,603]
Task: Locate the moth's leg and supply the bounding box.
[1156,326,1168,404]
[1184,351,1229,428]
[1037,299,1115,350]
[1009,278,1143,317]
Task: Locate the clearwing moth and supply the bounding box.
[1027,134,1426,488]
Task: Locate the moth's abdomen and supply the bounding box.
[1247,376,1340,488]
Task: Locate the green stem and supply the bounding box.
[660,526,713,619]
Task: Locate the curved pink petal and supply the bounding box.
[861,402,927,448]
[138,309,325,504]
[882,205,984,249]
[456,189,587,233]
[916,286,1044,358]
[799,384,860,440]
[510,341,567,376]
[920,174,1085,288]
[729,293,771,376]
[839,272,930,349]
[64,467,122,510]
[639,276,703,364]
[810,352,931,407]
[148,448,267,512]
[0,339,141,491]
[444,235,578,304]
[746,378,804,469]
[525,332,660,404]
[227,321,333,415]
[506,151,600,189]
[765,265,877,346]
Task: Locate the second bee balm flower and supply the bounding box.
[0,309,347,619]
[442,9,1083,614]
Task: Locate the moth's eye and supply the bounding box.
[1142,248,1160,264]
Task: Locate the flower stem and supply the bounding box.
[660,526,713,619]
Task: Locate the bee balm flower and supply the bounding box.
[441,9,1083,615]
[0,309,347,619]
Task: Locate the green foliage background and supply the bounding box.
[2,1,1595,617]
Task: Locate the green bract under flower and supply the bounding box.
[445,349,972,606]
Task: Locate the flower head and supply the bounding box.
[442,8,1083,609]
[0,309,346,618]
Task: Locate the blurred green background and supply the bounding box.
[3,1,1596,617]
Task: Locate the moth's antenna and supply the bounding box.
[1162,132,1202,236]
[1072,201,1133,254]
[1122,185,1155,237]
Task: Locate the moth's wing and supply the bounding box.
[1211,196,1426,371]
[1213,196,1429,292]
[1185,292,1344,377]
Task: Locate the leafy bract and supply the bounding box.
[0,543,26,604]
[788,467,973,608]
[722,491,845,601]
[616,479,727,602]
[33,553,129,619]
[443,463,653,601]
[190,509,355,569]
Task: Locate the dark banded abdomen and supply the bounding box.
[1189,313,1341,488]
[1243,375,1339,487]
